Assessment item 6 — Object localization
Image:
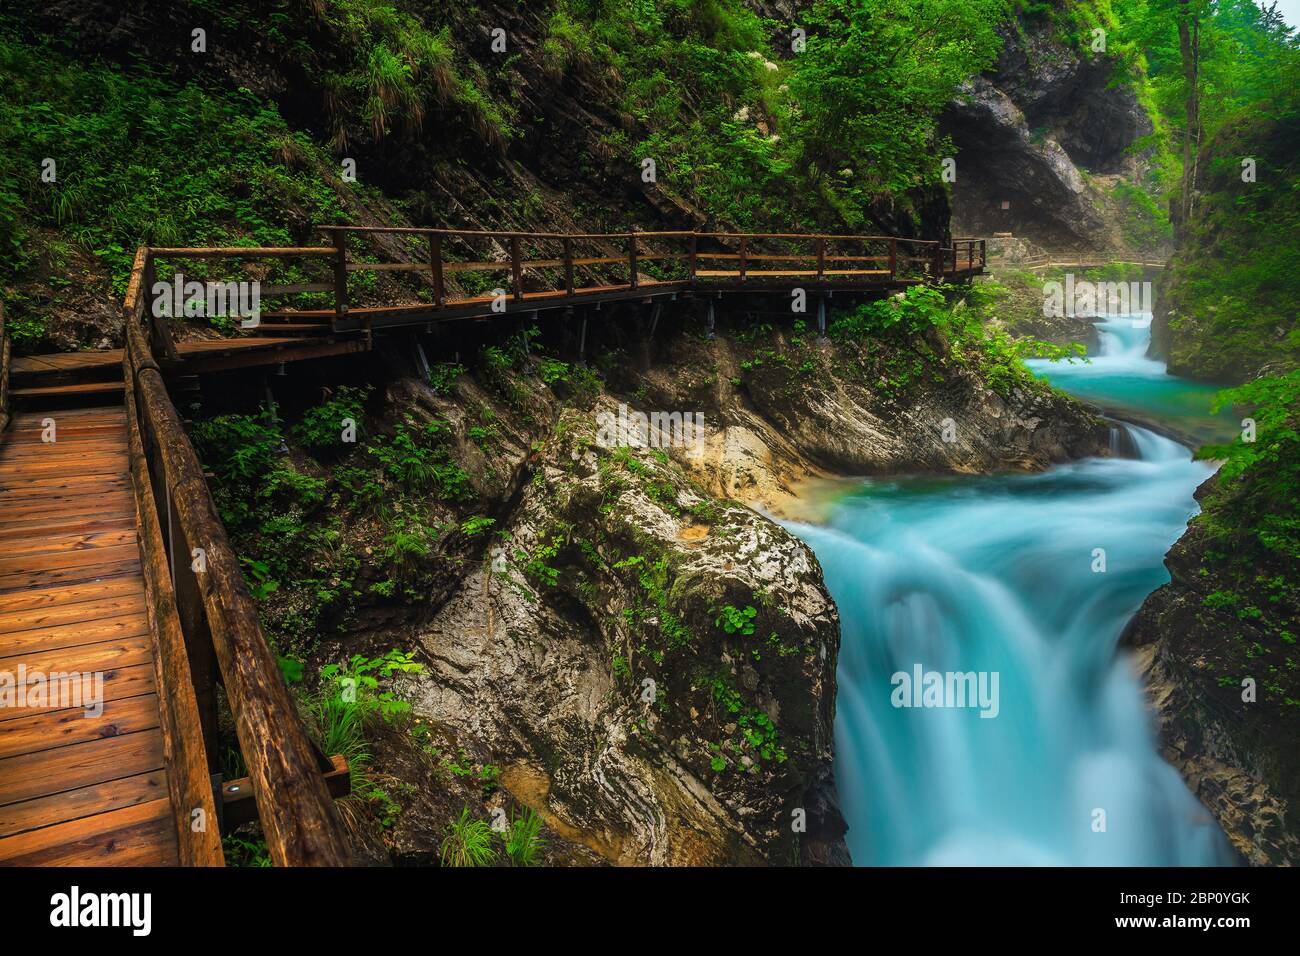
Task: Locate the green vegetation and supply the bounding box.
[1183,370,1300,710]
[503,807,546,867]
[1110,181,1174,249]
[549,0,1008,229]
[186,0,517,148]
[306,650,423,792]
[829,284,1083,400]
[1159,93,1300,379]
[0,19,350,347]
[292,386,371,454]
[438,804,547,867]
[440,807,497,867]
[1197,371,1300,576]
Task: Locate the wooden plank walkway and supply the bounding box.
[10,334,365,381]
[0,407,179,866]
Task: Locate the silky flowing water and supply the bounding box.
[789,315,1239,865]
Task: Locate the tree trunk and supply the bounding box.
[1177,0,1200,232]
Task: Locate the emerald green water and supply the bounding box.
[1025,316,1236,444]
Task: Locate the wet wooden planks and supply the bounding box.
[0,407,178,866]
[10,334,368,383]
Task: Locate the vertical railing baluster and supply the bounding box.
[429,233,445,307]
[330,228,348,329]
[563,237,575,295]
[510,235,524,301]
[628,231,639,289]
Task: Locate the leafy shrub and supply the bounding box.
[715,604,758,635]
[292,386,372,455]
[308,650,424,791]
[368,418,470,499]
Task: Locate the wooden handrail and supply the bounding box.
[122,349,224,866]
[318,224,943,244]
[0,300,10,434]
[137,226,978,339]
[124,246,354,866]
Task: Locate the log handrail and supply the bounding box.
[0,300,10,434]
[122,346,224,866]
[124,245,353,866]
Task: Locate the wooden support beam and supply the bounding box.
[219,755,351,830]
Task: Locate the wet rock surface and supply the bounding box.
[1123,480,1300,866]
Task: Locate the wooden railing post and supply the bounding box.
[143,253,158,353]
[816,237,826,281]
[889,238,897,279]
[429,233,445,307]
[329,228,348,328]
[688,233,698,281]
[0,300,9,434]
[738,236,748,281]
[510,236,524,301]
[952,244,958,273]
[628,231,639,289]
[563,237,575,295]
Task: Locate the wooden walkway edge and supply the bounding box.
[0,407,179,866]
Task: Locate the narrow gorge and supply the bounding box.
[0,0,1295,877]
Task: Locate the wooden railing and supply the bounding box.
[144,245,339,362]
[316,226,983,325]
[133,228,984,340]
[123,246,354,866]
[0,300,10,433]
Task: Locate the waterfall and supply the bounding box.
[790,314,1235,865]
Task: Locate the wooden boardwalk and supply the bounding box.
[0,229,987,868]
[9,334,367,387]
[0,406,178,866]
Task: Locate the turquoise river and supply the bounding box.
[790,316,1241,865]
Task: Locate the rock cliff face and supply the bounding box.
[941,21,1159,253]
[410,400,846,865]
[1123,479,1300,866]
[368,309,1111,866]
[608,321,1110,513]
